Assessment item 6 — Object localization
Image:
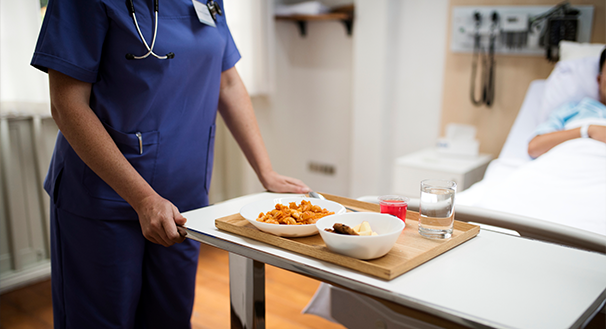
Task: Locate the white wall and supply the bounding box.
[349,0,448,198]
[211,0,448,201]
[0,0,50,115]
[212,0,354,202]
[258,18,354,196]
[224,0,275,96]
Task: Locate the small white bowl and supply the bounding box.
[316,212,405,260]
[240,196,346,237]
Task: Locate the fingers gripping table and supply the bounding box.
[183,193,606,329]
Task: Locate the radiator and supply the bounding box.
[0,113,57,293]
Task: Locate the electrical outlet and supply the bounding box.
[308,162,336,176]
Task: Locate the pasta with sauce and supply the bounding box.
[256,200,334,225]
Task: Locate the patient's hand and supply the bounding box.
[588,125,606,143]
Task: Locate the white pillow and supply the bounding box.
[539,56,600,124]
[559,41,605,62]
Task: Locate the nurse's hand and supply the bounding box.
[260,170,310,194]
[135,195,187,247]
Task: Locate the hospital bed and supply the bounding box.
[454,79,606,250]
[304,57,606,327]
[429,77,606,254]
[363,76,606,254]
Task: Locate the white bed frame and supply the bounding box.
[455,79,605,254]
[367,80,606,254]
[355,196,606,255]
[411,200,606,254]
[358,80,606,254]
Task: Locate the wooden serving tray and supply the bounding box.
[215,193,479,280]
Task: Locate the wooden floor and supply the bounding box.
[0,243,344,329]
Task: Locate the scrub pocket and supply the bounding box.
[204,124,216,193]
[83,123,159,202]
[52,167,64,205]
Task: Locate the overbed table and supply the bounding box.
[183,192,606,329]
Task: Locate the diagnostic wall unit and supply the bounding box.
[451,5,594,56]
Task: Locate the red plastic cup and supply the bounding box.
[378,195,409,224]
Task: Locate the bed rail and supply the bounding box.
[407,198,606,255]
[357,196,606,255]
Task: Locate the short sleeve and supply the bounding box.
[532,102,578,137]
[31,0,109,83]
[218,1,241,72]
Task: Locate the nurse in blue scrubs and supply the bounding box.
[31,0,309,327]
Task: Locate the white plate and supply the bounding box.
[240,196,346,237]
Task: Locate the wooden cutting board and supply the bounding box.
[215,193,479,280]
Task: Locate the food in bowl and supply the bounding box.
[324,221,378,236]
[316,213,405,259]
[325,223,359,235]
[256,200,335,225]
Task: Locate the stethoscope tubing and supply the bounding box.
[131,11,167,59]
[126,0,173,60]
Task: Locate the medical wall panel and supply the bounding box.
[440,0,605,158]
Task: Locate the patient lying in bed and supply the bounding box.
[458,49,606,236]
[528,48,606,158]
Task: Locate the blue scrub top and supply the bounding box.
[31,0,241,219]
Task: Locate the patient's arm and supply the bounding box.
[528,128,581,158]
[588,125,606,143]
[528,125,606,158]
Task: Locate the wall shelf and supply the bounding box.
[275,5,354,37]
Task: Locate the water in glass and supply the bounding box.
[419,185,455,239]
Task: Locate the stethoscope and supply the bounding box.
[470,12,498,107]
[125,0,222,60]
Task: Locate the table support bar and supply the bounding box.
[229,253,266,329]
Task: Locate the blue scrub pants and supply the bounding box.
[50,204,201,329]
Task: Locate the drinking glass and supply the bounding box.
[378,195,409,225]
[418,179,456,239]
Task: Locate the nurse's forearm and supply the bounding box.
[217,67,274,181]
[48,70,157,209]
[49,70,185,246]
[217,68,310,194]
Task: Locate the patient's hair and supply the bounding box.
[600,48,606,74]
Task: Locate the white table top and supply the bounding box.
[183,192,606,329]
[395,148,492,174]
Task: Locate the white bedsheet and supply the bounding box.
[457,138,606,236]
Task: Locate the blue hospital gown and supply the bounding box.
[533,97,606,137]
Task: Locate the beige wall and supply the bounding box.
[440,0,605,157]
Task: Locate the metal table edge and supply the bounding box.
[185,227,515,329]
